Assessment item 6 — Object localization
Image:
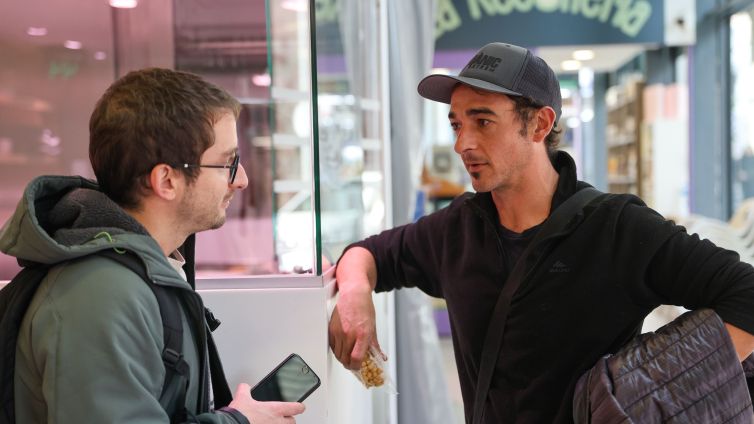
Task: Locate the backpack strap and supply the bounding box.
[471,187,603,424]
[98,250,190,424]
[0,265,51,424]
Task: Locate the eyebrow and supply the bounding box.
[223,147,239,158]
[448,107,498,120]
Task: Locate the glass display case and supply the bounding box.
[311,1,388,274]
[0,0,389,279]
[160,0,389,277]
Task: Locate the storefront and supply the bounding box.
[0,1,395,423]
[3,1,754,423]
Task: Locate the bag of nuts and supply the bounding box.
[352,345,397,393]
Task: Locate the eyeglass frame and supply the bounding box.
[182,154,240,184]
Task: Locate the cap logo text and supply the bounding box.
[466,53,502,72]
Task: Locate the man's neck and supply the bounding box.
[491,158,560,233]
[124,205,186,256]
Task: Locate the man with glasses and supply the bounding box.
[0,68,304,423]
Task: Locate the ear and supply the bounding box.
[147,164,182,201]
[531,106,557,143]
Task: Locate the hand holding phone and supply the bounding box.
[227,383,306,423]
[250,353,321,403]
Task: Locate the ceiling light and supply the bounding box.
[561,60,582,72]
[252,73,271,87]
[63,40,82,50]
[27,27,47,36]
[31,101,51,113]
[573,50,595,61]
[94,51,107,61]
[281,0,307,12]
[109,0,138,8]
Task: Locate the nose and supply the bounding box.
[231,163,249,190]
[454,127,475,155]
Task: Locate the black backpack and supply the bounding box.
[0,249,230,424]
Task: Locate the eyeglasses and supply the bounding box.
[182,154,240,184]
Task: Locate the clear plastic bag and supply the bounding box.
[352,345,398,394]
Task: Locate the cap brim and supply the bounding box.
[417,74,522,104]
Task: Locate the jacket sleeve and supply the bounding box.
[640,210,754,335]
[343,198,462,298]
[20,259,243,424]
[194,409,247,423]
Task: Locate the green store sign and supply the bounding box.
[436,0,665,49]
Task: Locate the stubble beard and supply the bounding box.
[469,172,485,192]
[178,190,227,234]
[207,215,226,230]
[195,204,226,232]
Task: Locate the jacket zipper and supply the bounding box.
[465,198,506,274]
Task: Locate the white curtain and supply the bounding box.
[340,1,456,423]
[388,1,458,424]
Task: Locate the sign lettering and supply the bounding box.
[436,0,657,48]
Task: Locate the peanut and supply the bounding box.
[359,354,385,387]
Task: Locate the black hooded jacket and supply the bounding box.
[350,151,754,423]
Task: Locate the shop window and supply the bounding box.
[0,0,387,278]
[0,0,117,278]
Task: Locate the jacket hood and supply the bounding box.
[0,175,188,288]
[467,150,592,222]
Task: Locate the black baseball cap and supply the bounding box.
[418,42,562,122]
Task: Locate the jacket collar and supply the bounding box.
[550,150,585,210]
[467,150,585,223]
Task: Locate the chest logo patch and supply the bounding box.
[549,260,570,273]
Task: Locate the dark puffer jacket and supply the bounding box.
[573,309,753,423]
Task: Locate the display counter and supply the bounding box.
[197,268,396,424]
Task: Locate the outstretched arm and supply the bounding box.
[329,247,380,370]
[725,323,754,361]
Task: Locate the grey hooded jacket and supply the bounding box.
[0,175,245,423]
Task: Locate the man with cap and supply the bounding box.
[328,42,754,423]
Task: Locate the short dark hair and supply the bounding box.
[89,68,241,209]
[510,95,561,158]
